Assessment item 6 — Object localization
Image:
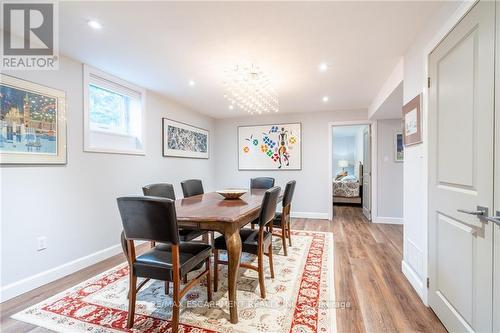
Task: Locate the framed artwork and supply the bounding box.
[394,131,404,162]
[162,118,209,159]
[402,94,422,146]
[238,123,301,170]
[0,74,67,164]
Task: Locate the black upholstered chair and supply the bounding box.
[117,196,212,332]
[142,183,207,243]
[213,186,281,298]
[249,177,276,230]
[271,180,296,256]
[250,177,275,190]
[181,179,204,198]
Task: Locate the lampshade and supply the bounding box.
[338,160,349,168]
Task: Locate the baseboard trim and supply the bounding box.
[373,216,404,224]
[0,243,124,303]
[402,260,424,300]
[290,212,329,220]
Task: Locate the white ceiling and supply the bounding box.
[59,1,455,119]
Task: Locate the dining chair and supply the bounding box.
[213,186,280,298]
[181,179,204,197]
[142,183,208,243]
[270,180,296,256]
[180,179,214,246]
[250,177,275,190]
[143,183,210,287]
[249,177,276,230]
[117,196,212,332]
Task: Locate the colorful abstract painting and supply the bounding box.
[162,118,209,159]
[0,74,66,164]
[238,123,301,170]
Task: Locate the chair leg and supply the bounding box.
[287,222,292,246]
[213,249,219,292]
[172,256,180,333]
[206,258,212,302]
[165,281,170,295]
[268,243,275,278]
[281,228,288,256]
[258,247,266,298]
[127,274,137,329]
[251,223,255,230]
[183,275,188,284]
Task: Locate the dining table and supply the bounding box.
[175,188,280,324]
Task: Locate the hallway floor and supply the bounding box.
[293,206,446,332]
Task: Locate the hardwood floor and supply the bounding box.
[0,206,445,333]
[324,206,445,333]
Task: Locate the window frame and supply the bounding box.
[83,64,146,155]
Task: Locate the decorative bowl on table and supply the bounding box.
[216,189,247,200]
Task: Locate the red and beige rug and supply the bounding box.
[13,231,335,333]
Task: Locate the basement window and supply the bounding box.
[83,64,145,155]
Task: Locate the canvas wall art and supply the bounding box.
[162,118,209,158]
[238,123,301,170]
[0,74,67,164]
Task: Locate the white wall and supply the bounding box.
[375,119,403,222]
[0,56,216,301]
[214,110,368,218]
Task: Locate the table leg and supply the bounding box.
[224,225,242,324]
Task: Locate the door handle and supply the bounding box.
[485,211,500,227]
[457,209,484,215]
[457,209,486,216]
[484,216,500,226]
[457,206,489,218]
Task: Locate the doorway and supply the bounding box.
[329,123,371,221]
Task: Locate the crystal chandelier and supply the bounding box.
[223,64,279,114]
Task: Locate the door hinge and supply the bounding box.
[427,77,431,88]
[427,278,430,288]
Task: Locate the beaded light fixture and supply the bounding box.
[223,64,279,115]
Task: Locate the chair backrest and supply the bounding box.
[258,186,281,227]
[181,179,204,198]
[250,177,275,190]
[142,183,176,200]
[117,196,179,245]
[282,180,296,207]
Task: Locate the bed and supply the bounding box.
[332,163,363,205]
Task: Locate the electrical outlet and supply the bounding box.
[37,236,47,251]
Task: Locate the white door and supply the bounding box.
[428,1,495,332]
[362,126,371,220]
[494,2,500,331]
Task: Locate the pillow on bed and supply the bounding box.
[341,175,358,182]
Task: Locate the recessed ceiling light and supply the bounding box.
[188,80,195,86]
[228,104,234,110]
[87,20,102,30]
[319,62,328,72]
[322,96,329,103]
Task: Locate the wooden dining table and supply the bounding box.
[175,188,278,324]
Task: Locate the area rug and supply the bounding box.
[13,231,335,333]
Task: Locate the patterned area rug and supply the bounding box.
[13,231,335,333]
